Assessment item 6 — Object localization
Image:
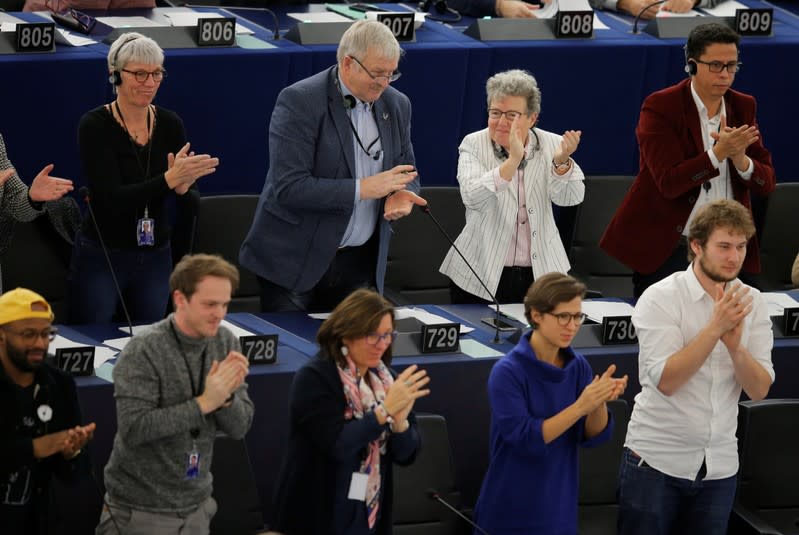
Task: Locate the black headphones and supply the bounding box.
[108,35,140,86]
[418,0,447,14]
[342,94,356,110]
[492,129,540,170]
[684,45,697,76]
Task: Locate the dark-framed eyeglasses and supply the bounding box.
[365,331,399,346]
[121,69,167,83]
[488,109,525,121]
[545,312,587,326]
[693,59,742,74]
[2,327,58,343]
[348,55,401,83]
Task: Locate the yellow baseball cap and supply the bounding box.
[0,288,54,325]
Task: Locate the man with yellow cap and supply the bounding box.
[0,287,95,535]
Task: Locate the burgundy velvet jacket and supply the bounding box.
[600,78,776,274]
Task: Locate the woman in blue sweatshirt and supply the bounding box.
[474,272,627,534]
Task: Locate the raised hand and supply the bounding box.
[361,165,417,200]
[553,130,582,165]
[384,190,427,221]
[28,164,74,202]
[710,282,752,339]
[384,364,430,423]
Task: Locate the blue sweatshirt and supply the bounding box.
[473,332,613,534]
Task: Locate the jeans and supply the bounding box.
[617,448,737,535]
[68,232,172,324]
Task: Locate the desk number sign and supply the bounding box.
[197,17,236,47]
[784,307,799,337]
[555,11,593,39]
[240,334,278,364]
[55,346,95,376]
[601,316,638,345]
[377,13,415,42]
[421,323,460,354]
[735,9,772,37]
[16,23,56,53]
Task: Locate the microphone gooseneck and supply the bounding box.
[79,187,134,337]
[426,488,493,535]
[632,0,667,34]
[421,206,503,343]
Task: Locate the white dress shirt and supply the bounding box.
[626,265,774,480]
[439,127,584,301]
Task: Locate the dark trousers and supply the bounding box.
[257,236,377,313]
[632,243,689,299]
[617,448,737,535]
[449,266,535,304]
[67,232,171,324]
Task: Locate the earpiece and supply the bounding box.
[685,60,697,76]
[491,129,540,170]
[342,94,356,110]
[108,35,140,86]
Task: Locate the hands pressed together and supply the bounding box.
[33,422,96,460]
[165,142,219,195]
[577,364,628,416]
[197,351,249,415]
[710,282,753,355]
[382,364,430,432]
[711,116,759,171]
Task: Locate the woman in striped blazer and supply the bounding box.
[440,69,585,303]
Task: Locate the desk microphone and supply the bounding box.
[78,187,133,337]
[426,488,492,535]
[421,205,510,344]
[632,0,666,34]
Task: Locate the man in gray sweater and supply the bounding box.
[97,254,254,534]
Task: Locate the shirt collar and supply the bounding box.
[337,71,373,112]
[690,80,726,122]
[683,261,741,303]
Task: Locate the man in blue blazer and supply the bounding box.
[240,20,425,312]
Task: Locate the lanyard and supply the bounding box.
[169,321,207,439]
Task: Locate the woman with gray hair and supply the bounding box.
[440,69,585,304]
[70,32,219,324]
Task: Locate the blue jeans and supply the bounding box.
[617,448,737,535]
[68,233,172,324]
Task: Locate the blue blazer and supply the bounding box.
[240,66,419,294]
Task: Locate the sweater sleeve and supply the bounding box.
[488,359,549,458]
[213,332,254,439]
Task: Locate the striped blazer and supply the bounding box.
[439,127,584,301]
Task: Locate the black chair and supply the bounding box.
[578,399,630,535]
[393,414,465,535]
[384,187,465,305]
[2,213,72,320]
[191,195,260,312]
[568,176,635,299]
[210,435,264,535]
[751,183,799,291]
[730,399,799,535]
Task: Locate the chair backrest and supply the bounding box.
[385,187,465,304]
[569,176,635,299]
[393,413,462,535]
[577,399,630,535]
[2,215,71,320]
[210,435,264,534]
[756,183,799,291]
[737,399,799,508]
[192,195,260,312]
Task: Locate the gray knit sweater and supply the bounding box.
[104,315,254,513]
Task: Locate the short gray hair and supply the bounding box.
[486,69,541,115]
[337,20,402,64]
[107,32,164,73]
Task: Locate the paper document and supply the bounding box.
[498,303,528,326]
[460,338,505,359]
[54,28,96,46]
[93,346,118,368]
[396,307,474,334]
[97,16,162,28]
[701,0,748,17]
[288,11,352,23]
[763,292,799,317]
[655,9,702,17]
[220,319,256,338]
[581,300,635,323]
[104,337,132,351]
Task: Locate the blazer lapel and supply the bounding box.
[681,80,705,154]
[328,68,357,178]
[373,98,392,171]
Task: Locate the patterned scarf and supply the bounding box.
[337,356,394,529]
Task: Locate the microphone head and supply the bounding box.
[426,488,439,500]
[78,186,90,201]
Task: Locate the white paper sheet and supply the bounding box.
[763,292,799,317]
[395,307,474,334]
[96,16,162,28]
[220,319,256,338]
[288,11,352,23]
[701,0,748,17]
[581,300,636,323]
[498,303,528,325]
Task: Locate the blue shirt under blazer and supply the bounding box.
[239,66,420,294]
[474,332,614,534]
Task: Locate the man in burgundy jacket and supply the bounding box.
[600,23,775,298]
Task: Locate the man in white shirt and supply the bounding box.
[617,199,774,535]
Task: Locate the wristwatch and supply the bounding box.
[552,158,571,171]
[375,403,394,426]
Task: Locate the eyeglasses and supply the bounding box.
[365,331,398,346]
[121,69,167,83]
[488,109,526,121]
[545,312,586,326]
[348,56,401,83]
[693,59,742,74]
[2,327,58,343]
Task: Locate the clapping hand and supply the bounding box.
[28,164,74,202]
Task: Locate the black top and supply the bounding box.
[271,356,420,535]
[77,105,191,249]
[0,363,88,535]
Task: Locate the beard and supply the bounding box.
[698,255,740,283]
[6,342,42,373]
